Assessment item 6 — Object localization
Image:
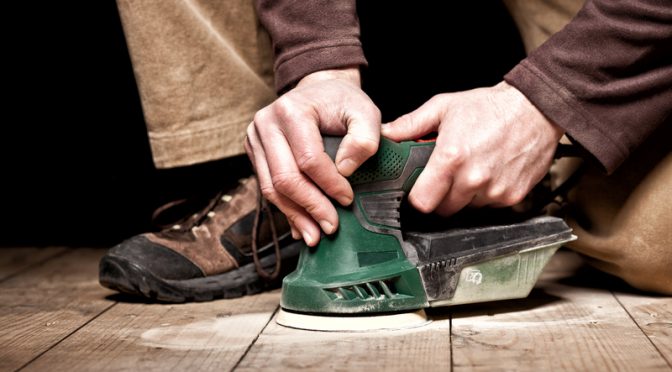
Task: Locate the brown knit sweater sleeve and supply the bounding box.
[505,0,672,173]
[255,0,367,93]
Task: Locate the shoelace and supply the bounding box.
[151,191,227,232]
[151,182,283,281]
[251,192,282,281]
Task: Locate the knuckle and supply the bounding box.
[485,185,505,201]
[436,145,467,167]
[253,107,271,125]
[429,94,448,105]
[399,113,415,127]
[295,151,321,173]
[273,97,301,122]
[502,190,527,206]
[285,213,300,227]
[428,95,441,105]
[303,202,324,216]
[464,168,489,189]
[349,135,379,157]
[272,172,303,194]
[259,185,277,202]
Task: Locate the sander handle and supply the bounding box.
[322,135,343,161]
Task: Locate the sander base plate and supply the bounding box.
[276,308,430,332]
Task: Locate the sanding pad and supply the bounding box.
[276,308,431,332]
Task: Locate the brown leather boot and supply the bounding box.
[99,177,300,302]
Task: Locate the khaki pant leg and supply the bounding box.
[504,0,672,294]
[502,0,584,52]
[564,127,672,294]
[117,0,276,168]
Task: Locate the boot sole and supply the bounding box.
[99,240,302,302]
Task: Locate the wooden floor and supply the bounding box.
[0,248,670,371]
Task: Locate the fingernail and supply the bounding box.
[290,227,301,240]
[302,231,314,246]
[319,220,335,234]
[409,193,431,214]
[337,194,353,206]
[337,159,357,176]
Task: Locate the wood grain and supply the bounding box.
[0,247,66,281]
[24,291,281,372]
[236,311,451,371]
[4,247,668,371]
[615,292,672,367]
[451,264,670,371]
[0,248,114,371]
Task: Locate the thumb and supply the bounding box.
[382,96,445,141]
[334,107,381,177]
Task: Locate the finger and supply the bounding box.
[257,125,340,235]
[381,95,445,142]
[247,125,321,246]
[468,181,504,208]
[288,220,301,240]
[279,115,354,205]
[408,139,465,213]
[468,192,493,208]
[334,107,381,177]
[244,134,253,165]
[434,168,489,216]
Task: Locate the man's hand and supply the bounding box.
[382,82,563,216]
[245,68,381,246]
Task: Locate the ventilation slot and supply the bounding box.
[324,278,403,302]
[359,192,404,228]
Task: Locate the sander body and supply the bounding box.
[280,137,575,318]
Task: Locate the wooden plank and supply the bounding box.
[0,247,67,281]
[451,252,670,371]
[0,248,114,372]
[615,292,672,367]
[234,251,573,371]
[236,311,451,370]
[23,291,280,372]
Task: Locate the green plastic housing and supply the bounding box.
[281,139,431,314]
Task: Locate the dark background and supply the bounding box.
[2,1,524,247]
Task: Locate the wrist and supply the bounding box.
[297,67,361,88]
[498,81,564,141]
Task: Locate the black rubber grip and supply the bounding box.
[322,136,343,161]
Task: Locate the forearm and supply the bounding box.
[505,0,672,173]
[254,0,367,93]
[297,67,361,87]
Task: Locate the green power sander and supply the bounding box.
[277,136,575,331]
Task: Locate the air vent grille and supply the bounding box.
[324,278,409,301]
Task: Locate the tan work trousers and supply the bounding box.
[117,0,671,294]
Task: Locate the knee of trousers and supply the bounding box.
[563,129,672,295]
[566,228,672,295]
[606,241,672,295]
[621,262,672,295]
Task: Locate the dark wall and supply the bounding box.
[2,1,524,247]
[358,2,525,121]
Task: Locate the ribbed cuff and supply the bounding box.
[274,43,367,93]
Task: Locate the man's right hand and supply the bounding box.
[245,68,381,246]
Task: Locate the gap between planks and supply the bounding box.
[3,248,669,372]
[0,248,115,372]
